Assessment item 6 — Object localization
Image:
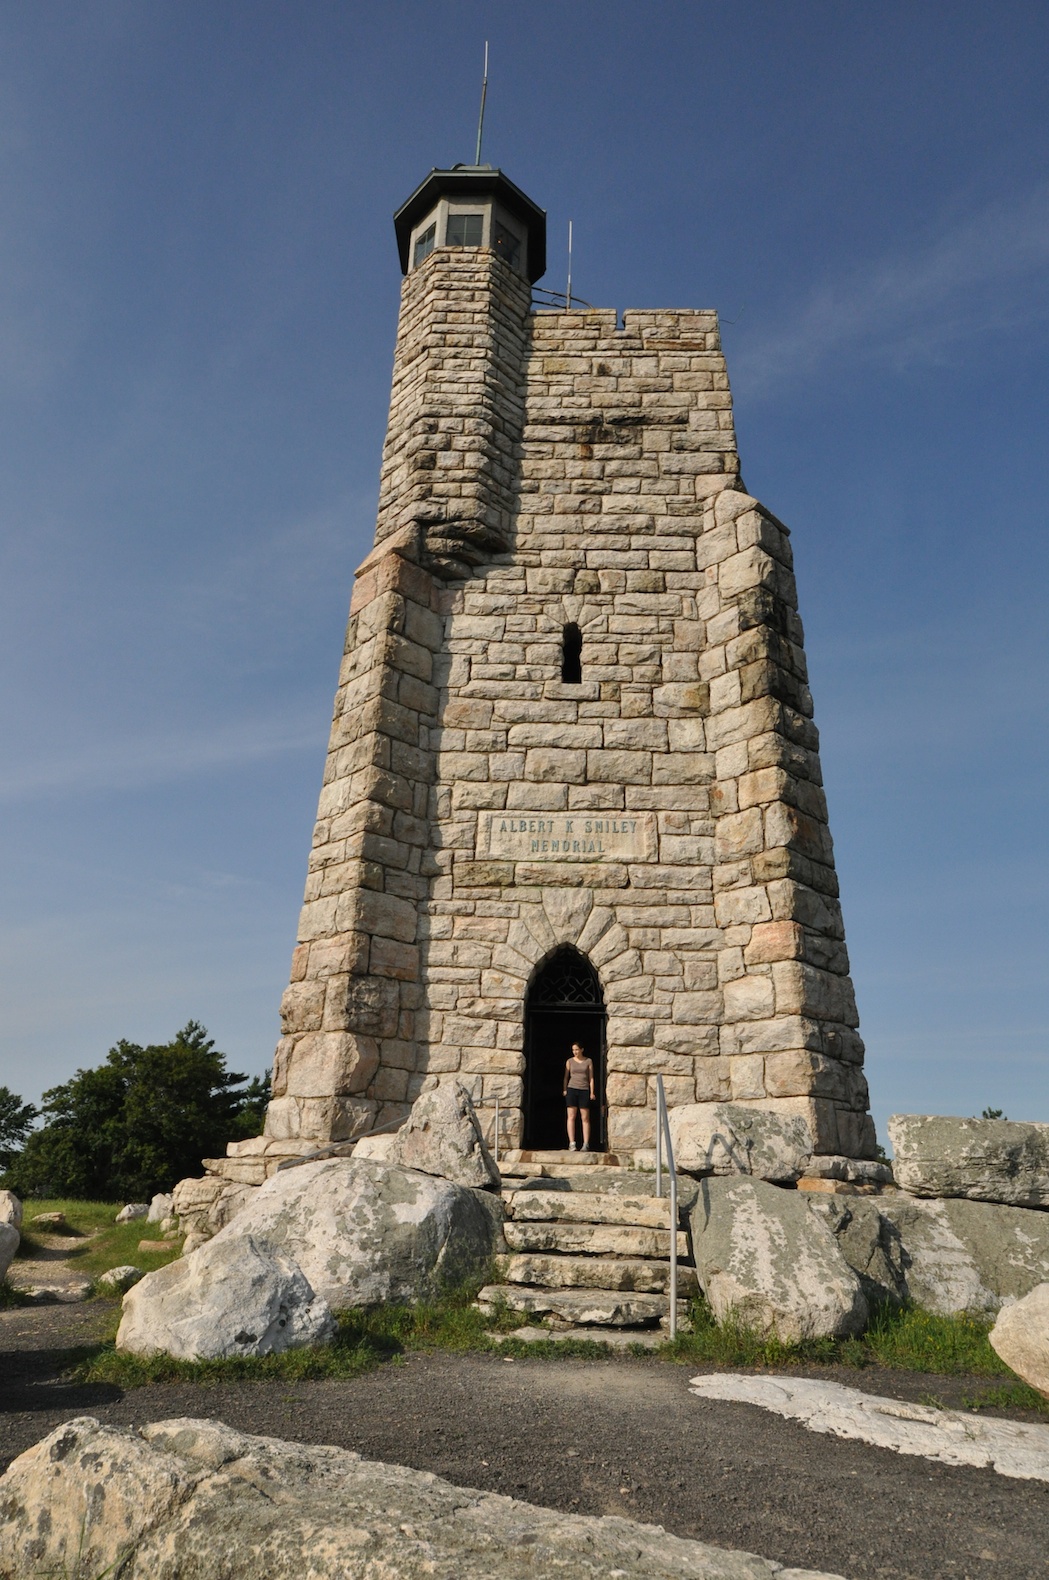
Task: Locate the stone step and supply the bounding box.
[505,1188,676,1230]
[496,1252,696,1295]
[500,1150,627,1168]
[488,1325,665,1350]
[504,1221,689,1260]
[476,1283,672,1328]
[506,1169,700,1208]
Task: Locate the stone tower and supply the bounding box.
[250,163,877,1176]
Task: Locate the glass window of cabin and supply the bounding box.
[446,212,484,247]
[493,222,520,269]
[413,223,436,267]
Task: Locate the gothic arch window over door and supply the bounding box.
[523,946,606,1151]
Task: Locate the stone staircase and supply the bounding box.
[476,1151,698,1337]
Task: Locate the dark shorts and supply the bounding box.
[565,1088,592,1110]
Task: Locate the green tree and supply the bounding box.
[0,1086,38,1170]
[980,1107,1007,1120]
[227,1072,272,1140]
[2,1023,268,1201]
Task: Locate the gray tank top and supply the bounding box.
[567,1055,591,1088]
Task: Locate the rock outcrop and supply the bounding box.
[803,1195,907,1307]
[147,1192,175,1223]
[690,1177,868,1340]
[0,1220,19,1280]
[0,1189,23,1230]
[669,1103,812,1182]
[990,1283,1049,1399]
[876,1193,1049,1314]
[387,1080,500,1190]
[689,1374,1049,1482]
[117,1233,335,1360]
[116,1203,149,1223]
[802,1190,1049,1315]
[0,1415,844,1580]
[888,1114,1049,1207]
[215,1156,502,1309]
[97,1265,144,1294]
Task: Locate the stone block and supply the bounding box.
[652,682,709,716]
[722,973,775,1022]
[355,889,418,945]
[284,1032,380,1099]
[714,887,773,927]
[713,807,763,861]
[728,1054,766,1100]
[744,920,804,964]
[669,1102,812,1180]
[671,991,722,1025]
[279,980,326,1034]
[772,961,859,1026]
[369,937,420,981]
[586,750,651,784]
[524,748,587,784]
[606,1073,648,1106]
[888,1115,1049,1208]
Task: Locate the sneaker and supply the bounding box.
[568,1143,578,1151]
[580,1144,590,1153]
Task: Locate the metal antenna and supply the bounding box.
[474,41,489,165]
[566,220,573,311]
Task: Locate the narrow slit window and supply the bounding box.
[561,623,582,684]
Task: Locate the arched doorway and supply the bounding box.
[523,947,606,1151]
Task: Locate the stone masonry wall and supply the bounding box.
[212,245,874,1190]
[421,307,873,1158]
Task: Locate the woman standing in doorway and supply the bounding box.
[563,1042,596,1152]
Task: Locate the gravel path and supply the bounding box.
[2,1302,1046,1580]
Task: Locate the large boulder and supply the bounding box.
[204,1156,503,1308]
[0,1189,23,1230]
[0,1415,844,1580]
[668,1103,811,1183]
[147,1192,175,1223]
[888,1114,1049,1207]
[116,1203,149,1224]
[876,1193,1049,1314]
[388,1080,500,1189]
[690,1176,868,1341]
[117,1233,335,1359]
[803,1195,907,1307]
[990,1283,1049,1399]
[0,1221,19,1280]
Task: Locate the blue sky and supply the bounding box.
[1,1,1047,1144]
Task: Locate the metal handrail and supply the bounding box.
[654,1074,679,1339]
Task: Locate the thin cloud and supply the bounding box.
[734,184,1049,395]
[0,713,328,802]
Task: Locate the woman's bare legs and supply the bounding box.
[581,1107,591,1149]
[566,1104,578,1148]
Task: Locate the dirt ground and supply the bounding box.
[2,1301,1047,1580]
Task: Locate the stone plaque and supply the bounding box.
[478,811,657,861]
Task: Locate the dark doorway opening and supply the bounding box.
[523,947,606,1151]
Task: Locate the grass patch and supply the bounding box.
[660,1298,1023,1384]
[15,1199,183,1282]
[63,1273,1043,1416]
[863,1303,1012,1377]
[961,1382,1049,1416]
[659,1295,869,1370]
